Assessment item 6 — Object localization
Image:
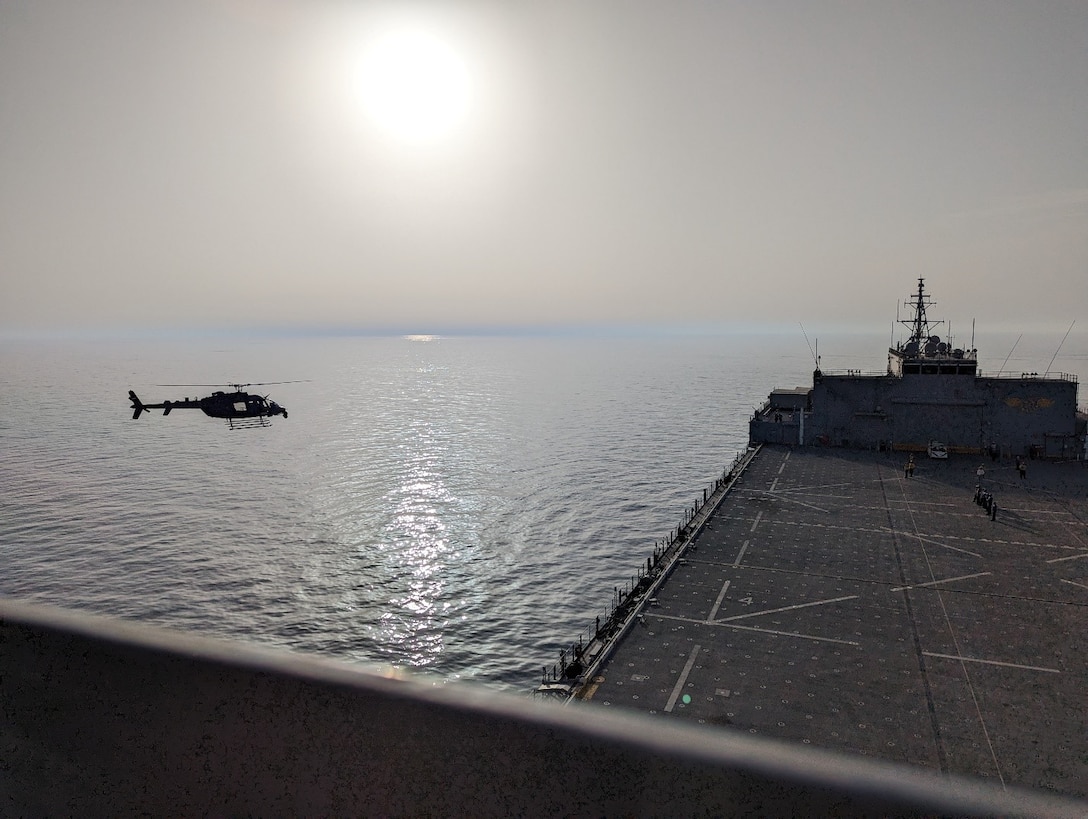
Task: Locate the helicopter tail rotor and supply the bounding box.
[128,390,147,420]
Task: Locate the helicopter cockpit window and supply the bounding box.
[234,401,247,412]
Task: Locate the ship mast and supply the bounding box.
[900,277,943,347]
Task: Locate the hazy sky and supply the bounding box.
[2,1,1086,336]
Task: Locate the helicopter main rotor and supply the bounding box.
[155,380,310,390]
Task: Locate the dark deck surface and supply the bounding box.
[583,445,1088,798]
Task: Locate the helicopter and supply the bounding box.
[127,382,300,429]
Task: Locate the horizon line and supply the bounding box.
[5,318,1079,343]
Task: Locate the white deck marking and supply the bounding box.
[1047,552,1088,564]
[745,481,835,512]
[728,515,1078,553]
[716,595,858,622]
[934,543,984,558]
[750,512,763,533]
[1060,578,1088,591]
[732,540,750,567]
[721,622,860,646]
[891,571,992,592]
[777,460,787,475]
[664,644,701,712]
[706,580,731,622]
[654,613,859,646]
[923,652,1060,674]
[768,480,864,493]
[884,529,984,559]
[768,495,831,514]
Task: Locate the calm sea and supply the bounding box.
[2,331,1084,692]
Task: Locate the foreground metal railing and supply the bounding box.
[2,598,1084,817]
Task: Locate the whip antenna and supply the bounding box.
[999,334,1021,376]
[1044,320,1076,376]
[799,323,819,368]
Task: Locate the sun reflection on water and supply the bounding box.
[375,419,458,667]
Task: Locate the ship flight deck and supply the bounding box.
[578,444,1088,798]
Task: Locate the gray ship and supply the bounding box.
[535,280,1087,803]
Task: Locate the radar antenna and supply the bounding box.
[899,277,944,346]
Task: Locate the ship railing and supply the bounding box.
[816,368,892,377]
[537,445,762,698]
[816,368,1079,383]
[978,370,1078,382]
[751,401,804,420]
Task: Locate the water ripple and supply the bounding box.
[0,334,822,692]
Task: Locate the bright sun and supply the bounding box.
[354,29,472,144]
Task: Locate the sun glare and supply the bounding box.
[354,28,472,144]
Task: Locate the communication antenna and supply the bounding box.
[971,318,975,351]
[899,277,942,343]
[799,323,819,368]
[999,334,1022,376]
[1044,320,1076,376]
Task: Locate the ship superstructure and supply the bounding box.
[887,277,977,377]
[750,278,1083,457]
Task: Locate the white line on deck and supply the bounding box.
[883,529,984,559]
[891,571,992,592]
[733,491,835,513]
[1060,578,1088,591]
[1047,552,1088,564]
[732,516,1075,552]
[717,595,858,622]
[664,644,701,712]
[654,613,860,646]
[762,494,831,514]
[769,478,779,492]
[732,540,750,567]
[923,652,1060,674]
[706,581,731,622]
[722,622,860,646]
[935,543,984,558]
[750,512,763,533]
[777,460,787,475]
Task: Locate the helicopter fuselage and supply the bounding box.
[193,390,286,419]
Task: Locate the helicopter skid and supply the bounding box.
[227,417,272,430]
